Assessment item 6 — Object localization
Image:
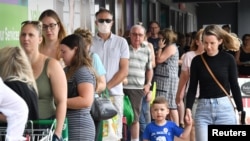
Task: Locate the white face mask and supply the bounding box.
[97,22,111,34]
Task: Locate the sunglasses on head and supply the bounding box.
[97,19,113,23]
[21,20,42,26]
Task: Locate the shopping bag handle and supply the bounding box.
[101,88,110,98]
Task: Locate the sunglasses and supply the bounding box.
[97,19,113,23]
[21,20,42,26]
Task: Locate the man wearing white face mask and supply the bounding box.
[91,8,130,141]
[97,19,112,33]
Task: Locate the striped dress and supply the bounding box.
[65,66,96,141]
[153,44,179,109]
[67,108,94,140]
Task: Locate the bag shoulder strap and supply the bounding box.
[201,54,237,109]
[200,54,230,96]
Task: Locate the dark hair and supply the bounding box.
[60,34,92,79]
[222,24,231,29]
[176,32,186,44]
[241,34,250,46]
[191,31,197,39]
[148,20,160,28]
[95,7,113,18]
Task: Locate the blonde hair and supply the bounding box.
[21,20,43,37]
[190,28,204,51]
[158,28,177,45]
[74,28,93,46]
[0,46,38,93]
[202,24,240,51]
[152,96,169,108]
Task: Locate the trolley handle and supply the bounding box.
[32,119,55,125]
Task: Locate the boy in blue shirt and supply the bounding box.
[143,96,192,141]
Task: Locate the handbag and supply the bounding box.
[123,95,134,125]
[201,54,245,124]
[91,88,118,121]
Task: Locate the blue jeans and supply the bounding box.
[195,96,237,141]
[139,96,151,141]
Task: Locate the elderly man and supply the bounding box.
[123,24,153,141]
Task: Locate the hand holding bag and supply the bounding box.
[201,54,246,125]
[91,88,118,121]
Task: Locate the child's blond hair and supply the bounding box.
[152,96,169,108]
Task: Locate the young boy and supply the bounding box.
[143,96,192,141]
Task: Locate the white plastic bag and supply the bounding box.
[39,119,56,141]
[102,116,119,141]
[5,136,26,141]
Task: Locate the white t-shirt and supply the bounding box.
[0,77,28,140]
[181,51,200,98]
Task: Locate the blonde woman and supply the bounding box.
[154,28,179,125]
[0,46,38,120]
[0,77,28,141]
[19,20,67,140]
[185,25,243,141]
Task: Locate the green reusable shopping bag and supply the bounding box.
[61,118,68,141]
[32,118,68,141]
[123,95,134,125]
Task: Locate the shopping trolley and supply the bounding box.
[27,120,56,141]
[0,119,68,141]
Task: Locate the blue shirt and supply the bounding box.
[143,121,183,141]
[90,52,106,76]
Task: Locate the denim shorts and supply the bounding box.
[195,96,237,141]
